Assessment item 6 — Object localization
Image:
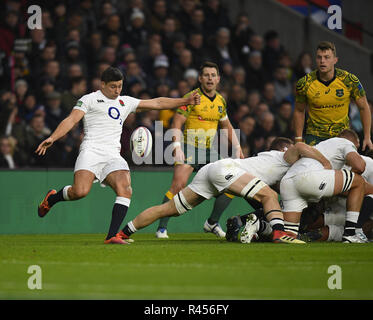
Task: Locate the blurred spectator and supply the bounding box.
[42,60,64,92]
[149,0,169,33]
[124,9,148,50]
[237,114,256,153]
[255,111,279,139]
[228,84,247,113]
[188,7,206,36]
[187,31,207,69]
[203,0,231,39]
[161,16,179,56]
[262,81,277,112]
[262,30,285,77]
[275,100,293,138]
[44,91,67,131]
[125,60,147,91]
[0,9,26,56]
[184,69,199,89]
[177,79,191,97]
[208,27,239,69]
[0,136,23,168]
[273,65,293,105]
[169,33,187,66]
[177,0,200,34]
[147,55,173,91]
[14,79,28,107]
[138,33,163,75]
[171,48,194,83]
[232,13,254,64]
[278,51,295,82]
[231,104,250,128]
[17,93,45,124]
[52,2,68,49]
[245,51,268,91]
[294,51,313,80]
[0,91,18,136]
[246,89,261,114]
[60,76,87,114]
[248,34,264,52]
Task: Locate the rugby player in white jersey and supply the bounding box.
[278,129,368,243]
[303,153,373,243]
[119,137,332,244]
[35,67,200,244]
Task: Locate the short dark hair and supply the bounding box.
[101,67,124,83]
[317,41,337,56]
[270,137,293,151]
[199,61,220,76]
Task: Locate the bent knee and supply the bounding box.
[72,186,90,199]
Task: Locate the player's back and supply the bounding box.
[233,150,290,186]
[284,137,357,178]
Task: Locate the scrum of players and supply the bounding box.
[225,129,373,244]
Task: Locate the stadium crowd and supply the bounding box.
[0,0,370,168]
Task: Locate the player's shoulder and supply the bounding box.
[336,68,361,84]
[296,70,317,91]
[80,90,100,102]
[215,91,227,106]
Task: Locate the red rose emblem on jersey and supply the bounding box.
[119,99,125,106]
[180,105,187,111]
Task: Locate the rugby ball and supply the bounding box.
[130,126,152,158]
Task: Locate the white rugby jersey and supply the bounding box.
[233,150,290,186]
[73,90,140,152]
[361,155,373,184]
[284,137,357,179]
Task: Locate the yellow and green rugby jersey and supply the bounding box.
[296,68,366,138]
[176,87,228,149]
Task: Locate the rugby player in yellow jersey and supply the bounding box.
[293,41,373,150]
[156,61,244,238]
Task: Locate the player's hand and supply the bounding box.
[186,91,201,106]
[234,147,244,159]
[173,145,185,163]
[362,137,373,151]
[35,137,54,156]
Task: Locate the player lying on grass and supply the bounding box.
[115,137,332,244]
[238,129,373,244]
[35,67,200,245]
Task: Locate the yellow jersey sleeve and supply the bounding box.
[344,73,366,101]
[295,75,308,104]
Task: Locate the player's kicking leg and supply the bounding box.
[104,170,134,245]
[37,170,95,217]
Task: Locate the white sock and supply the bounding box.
[284,220,300,236]
[327,224,343,242]
[346,211,359,224]
[62,185,72,201]
[115,196,131,207]
[128,220,137,233]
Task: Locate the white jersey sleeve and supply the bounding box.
[120,95,140,113]
[73,94,91,113]
[362,155,373,184]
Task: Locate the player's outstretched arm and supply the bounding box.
[136,91,200,111]
[292,102,306,143]
[35,109,85,156]
[346,152,366,174]
[284,142,331,169]
[355,96,373,151]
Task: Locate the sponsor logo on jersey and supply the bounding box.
[76,100,83,107]
[324,88,330,94]
[225,174,233,181]
[336,89,344,97]
[218,106,223,113]
[97,99,104,103]
[319,182,326,190]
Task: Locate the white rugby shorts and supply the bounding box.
[188,158,246,199]
[74,147,129,183]
[280,169,335,212]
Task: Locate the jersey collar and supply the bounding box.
[199,86,216,102]
[316,68,336,87]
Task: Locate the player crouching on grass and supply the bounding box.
[118,137,332,244]
[240,129,373,244]
[35,67,200,245]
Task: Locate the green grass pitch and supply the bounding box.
[0,233,372,300]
